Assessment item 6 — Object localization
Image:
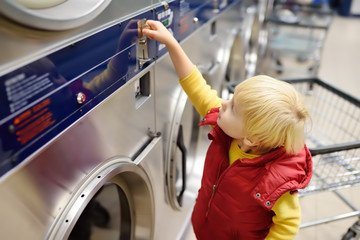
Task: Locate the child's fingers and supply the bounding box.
[145,20,159,30]
[142,28,155,39]
[143,20,169,43]
[143,28,156,38]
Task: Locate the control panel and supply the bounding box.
[0,0,236,177]
[155,2,175,56]
[0,8,155,176]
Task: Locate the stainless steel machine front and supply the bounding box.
[0,0,245,239]
[0,63,161,239]
[0,1,163,239]
[153,1,245,238]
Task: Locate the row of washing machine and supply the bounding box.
[0,0,265,239]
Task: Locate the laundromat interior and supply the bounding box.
[0,0,359,239]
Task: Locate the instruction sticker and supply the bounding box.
[5,72,54,113]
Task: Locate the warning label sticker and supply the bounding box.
[13,98,56,145]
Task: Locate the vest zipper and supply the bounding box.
[205,162,238,218]
[212,184,217,194]
[206,184,217,218]
[205,158,224,218]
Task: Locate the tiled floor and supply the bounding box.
[183,14,360,240]
[295,186,360,240]
[318,16,360,98]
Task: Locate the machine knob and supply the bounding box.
[162,1,169,10]
[193,17,199,24]
[76,92,86,104]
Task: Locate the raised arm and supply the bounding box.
[142,20,194,80]
[143,20,222,116]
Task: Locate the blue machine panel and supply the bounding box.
[0,10,155,176]
[172,0,235,42]
[0,0,237,177]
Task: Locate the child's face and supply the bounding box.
[217,97,245,141]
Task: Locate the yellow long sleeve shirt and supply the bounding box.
[180,66,301,239]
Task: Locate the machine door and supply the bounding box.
[0,0,111,30]
[164,2,245,208]
[243,2,269,78]
[166,91,200,210]
[205,0,245,99]
[46,137,160,240]
[69,182,131,240]
[225,32,246,86]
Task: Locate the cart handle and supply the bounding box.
[310,141,360,156]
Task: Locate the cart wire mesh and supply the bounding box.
[227,78,360,196]
[284,78,360,196]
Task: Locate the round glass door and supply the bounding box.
[47,159,154,240]
[69,183,131,240]
[243,5,269,77]
[223,32,245,99]
[167,91,200,210]
[0,0,111,30]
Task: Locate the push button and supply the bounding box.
[76,92,86,104]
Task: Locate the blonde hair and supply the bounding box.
[234,75,311,154]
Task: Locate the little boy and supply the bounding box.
[143,20,312,240]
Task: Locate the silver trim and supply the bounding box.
[0,0,111,31]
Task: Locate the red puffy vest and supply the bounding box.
[191,108,313,240]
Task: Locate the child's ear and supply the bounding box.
[244,137,258,147]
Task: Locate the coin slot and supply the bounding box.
[211,21,217,36]
[135,71,151,109]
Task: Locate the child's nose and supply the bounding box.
[221,100,228,110]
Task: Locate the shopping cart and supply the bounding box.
[261,0,335,77]
[228,78,360,239]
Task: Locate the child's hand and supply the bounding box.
[143,20,193,79]
[142,20,175,45]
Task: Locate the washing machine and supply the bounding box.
[0,0,248,239]
[152,2,219,238]
[152,0,244,239]
[0,1,172,239]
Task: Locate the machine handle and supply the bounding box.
[176,124,187,206]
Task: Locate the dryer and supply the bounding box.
[153,0,244,239]
[0,1,170,239]
[0,0,247,239]
[152,3,218,239]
